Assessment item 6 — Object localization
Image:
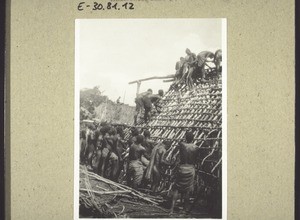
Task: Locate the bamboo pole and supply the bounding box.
[128,75,175,85]
[80,189,130,195]
[163,79,175,83]
[211,158,222,173]
[81,168,159,205]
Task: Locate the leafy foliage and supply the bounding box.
[80,87,135,124]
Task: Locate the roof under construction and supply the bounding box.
[80,69,223,218]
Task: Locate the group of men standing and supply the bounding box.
[80,123,125,181]
[80,122,201,214]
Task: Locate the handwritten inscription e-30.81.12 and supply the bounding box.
[77,2,135,11]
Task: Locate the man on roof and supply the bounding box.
[183,48,197,88]
[174,57,185,83]
[149,89,164,114]
[196,51,215,80]
[134,88,163,124]
[134,88,153,125]
[214,49,222,74]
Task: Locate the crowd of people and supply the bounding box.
[80,122,202,213]
[79,48,223,215]
[174,48,222,88]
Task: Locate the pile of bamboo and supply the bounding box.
[79,166,169,218]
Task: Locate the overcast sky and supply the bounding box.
[77,19,222,106]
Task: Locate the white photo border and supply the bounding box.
[74,18,227,220]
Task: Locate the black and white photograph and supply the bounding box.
[74,19,227,219]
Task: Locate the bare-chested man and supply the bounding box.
[114,126,127,180]
[94,123,102,143]
[134,89,153,125]
[182,48,197,88]
[142,130,155,162]
[155,90,164,113]
[175,57,185,83]
[214,49,222,74]
[103,128,120,181]
[149,90,164,114]
[80,130,87,164]
[84,125,92,158]
[94,125,111,176]
[91,123,103,169]
[127,135,147,189]
[170,131,200,214]
[127,127,140,148]
[139,130,155,187]
[141,89,154,123]
[146,140,172,192]
[94,134,104,175]
[196,51,215,81]
[86,130,96,170]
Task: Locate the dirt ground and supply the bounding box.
[79,165,218,218]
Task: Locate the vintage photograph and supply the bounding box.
[75,19,226,219]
